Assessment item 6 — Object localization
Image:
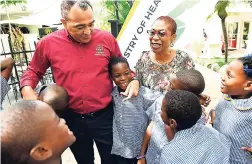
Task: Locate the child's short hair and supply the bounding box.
[238,55,252,79]
[1,100,51,164]
[39,84,68,115]
[176,69,205,95]
[108,56,130,75]
[163,90,202,131]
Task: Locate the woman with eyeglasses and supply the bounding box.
[135,16,195,94]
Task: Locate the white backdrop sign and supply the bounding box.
[117,0,218,69]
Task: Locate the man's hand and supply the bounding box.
[21,86,38,100]
[199,94,211,107]
[241,146,252,153]
[137,158,146,164]
[120,79,139,101]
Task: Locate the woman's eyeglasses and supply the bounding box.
[147,30,167,38]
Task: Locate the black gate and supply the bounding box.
[1,37,54,105]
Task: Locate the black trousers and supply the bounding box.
[114,155,138,164]
[63,102,115,164]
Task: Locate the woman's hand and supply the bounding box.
[241,147,252,154]
[120,79,139,101]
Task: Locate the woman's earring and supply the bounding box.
[170,42,174,47]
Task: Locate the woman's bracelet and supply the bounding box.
[136,155,145,160]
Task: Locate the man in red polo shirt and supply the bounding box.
[20,1,139,163]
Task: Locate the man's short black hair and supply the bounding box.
[108,56,130,75]
[176,69,205,95]
[238,55,252,79]
[163,90,202,131]
[39,84,68,115]
[1,100,51,164]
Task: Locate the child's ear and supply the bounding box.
[244,81,252,91]
[169,119,177,131]
[30,144,52,161]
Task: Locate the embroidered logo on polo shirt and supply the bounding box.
[95,45,104,55]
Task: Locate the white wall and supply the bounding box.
[0,34,38,54]
[0,34,10,54]
[20,25,41,35]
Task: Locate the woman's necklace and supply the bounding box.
[153,49,174,65]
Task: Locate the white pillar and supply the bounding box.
[246,21,252,53]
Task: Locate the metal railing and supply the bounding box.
[1,38,54,105]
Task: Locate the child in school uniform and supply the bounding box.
[37,84,69,117]
[159,90,230,164]
[213,55,252,163]
[1,57,15,110]
[1,100,76,164]
[138,70,210,164]
[108,57,162,164]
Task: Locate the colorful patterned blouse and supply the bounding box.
[135,50,195,93]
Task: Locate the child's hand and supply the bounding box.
[241,146,252,153]
[199,94,211,107]
[137,158,146,164]
[209,109,216,125]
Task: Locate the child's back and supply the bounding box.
[161,124,230,164]
[160,90,230,164]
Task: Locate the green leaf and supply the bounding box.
[0,0,27,6]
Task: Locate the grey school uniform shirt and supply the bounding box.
[160,124,231,164]
[146,97,206,164]
[1,76,10,110]
[214,95,252,164]
[111,86,162,158]
[145,96,168,164]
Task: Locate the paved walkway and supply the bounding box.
[2,64,223,164]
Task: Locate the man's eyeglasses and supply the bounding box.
[147,30,167,38]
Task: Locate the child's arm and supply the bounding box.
[137,121,154,164]
[209,109,216,125]
[1,57,15,81]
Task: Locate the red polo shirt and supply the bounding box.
[20,29,122,114]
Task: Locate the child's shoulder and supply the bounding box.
[112,86,119,96]
[218,94,252,111]
[139,86,151,91]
